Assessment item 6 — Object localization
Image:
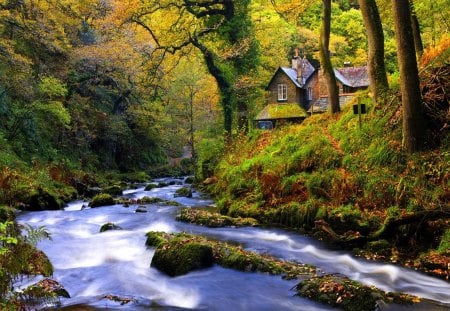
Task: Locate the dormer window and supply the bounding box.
[277,84,287,101]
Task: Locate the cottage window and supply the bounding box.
[277,84,287,101]
[307,87,312,101]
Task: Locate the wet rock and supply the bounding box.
[146,232,316,278]
[174,187,192,198]
[23,278,70,299]
[184,176,195,184]
[144,183,158,191]
[21,243,54,277]
[151,241,214,277]
[89,193,114,208]
[100,222,122,232]
[22,188,62,211]
[103,185,123,196]
[177,208,259,228]
[135,206,148,213]
[295,274,416,311]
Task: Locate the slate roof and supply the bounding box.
[334,66,369,88]
[266,58,317,90]
[254,103,308,121]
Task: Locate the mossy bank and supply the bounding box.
[202,94,449,279]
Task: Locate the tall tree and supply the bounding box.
[358,0,389,105]
[391,0,425,152]
[319,0,340,113]
[124,0,258,135]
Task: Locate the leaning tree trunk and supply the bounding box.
[391,0,425,153]
[410,0,424,59]
[319,0,340,114]
[358,0,389,106]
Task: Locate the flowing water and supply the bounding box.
[17,178,450,310]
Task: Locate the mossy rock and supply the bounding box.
[177,208,258,228]
[144,183,158,191]
[139,196,164,204]
[184,176,195,184]
[327,205,369,235]
[100,222,122,233]
[102,185,123,196]
[22,188,63,211]
[151,241,214,277]
[20,243,54,277]
[174,187,192,198]
[145,232,171,248]
[365,240,392,257]
[22,278,70,299]
[89,193,114,208]
[295,275,415,311]
[146,232,316,278]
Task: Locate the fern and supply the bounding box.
[21,224,52,246]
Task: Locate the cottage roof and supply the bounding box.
[254,103,307,121]
[334,66,369,88]
[267,58,317,89]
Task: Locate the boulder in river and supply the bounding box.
[151,240,214,277]
[174,187,192,198]
[100,222,122,232]
[295,274,417,311]
[135,206,148,213]
[89,193,114,208]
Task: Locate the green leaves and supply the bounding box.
[38,77,68,99]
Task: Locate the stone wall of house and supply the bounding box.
[267,72,300,104]
[305,74,320,107]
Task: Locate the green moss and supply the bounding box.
[102,185,123,196]
[174,187,192,198]
[145,231,171,248]
[151,241,214,277]
[147,232,317,278]
[295,275,415,311]
[177,208,258,227]
[254,103,307,120]
[89,193,114,208]
[328,204,368,235]
[437,229,450,255]
[144,183,158,191]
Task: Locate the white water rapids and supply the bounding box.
[16,178,450,310]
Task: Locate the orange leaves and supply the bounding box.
[420,35,450,68]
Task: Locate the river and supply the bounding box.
[17,178,450,310]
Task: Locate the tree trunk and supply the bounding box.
[319,0,340,114]
[410,0,424,59]
[191,38,234,136]
[358,0,389,106]
[391,0,425,153]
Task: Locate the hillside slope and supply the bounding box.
[208,93,449,278]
